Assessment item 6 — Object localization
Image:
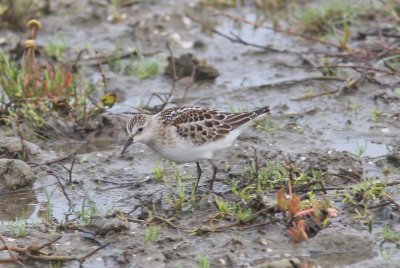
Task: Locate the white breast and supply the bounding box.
[148,127,245,163]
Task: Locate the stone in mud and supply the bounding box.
[386,147,400,167]
[0,159,36,191]
[0,137,42,159]
[307,227,374,257]
[165,53,219,81]
[88,217,130,236]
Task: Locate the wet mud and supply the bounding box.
[0,0,400,267]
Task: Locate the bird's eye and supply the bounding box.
[138,127,144,132]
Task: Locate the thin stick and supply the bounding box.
[189,15,285,53]
[68,155,76,184]
[95,50,108,93]
[79,242,110,264]
[0,234,16,262]
[250,146,259,179]
[53,173,72,206]
[36,235,62,251]
[166,43,178,81]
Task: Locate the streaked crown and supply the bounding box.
[127,114,147,136]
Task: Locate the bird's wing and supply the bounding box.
[158,106,267,145]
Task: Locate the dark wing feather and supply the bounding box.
[158,106,270,145]
[159,107,230,144]
[222,106,270,129]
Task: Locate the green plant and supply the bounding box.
[320,57,337,76]
[298,0,364,35]
[371,109,382,122]
[381,225,400,241]
[236,207,254,223]
[236,184,257,204]
[44,35,69,61]
[246,161,288,190]
[76,195,100,225]
[108,41,161,79]
[343,179,386,206]
[215,197,235,215]
[145,224,161,243]
[214,196,257,224]
[128,57,161,80]
[10,218,27,237]
[197,253,210,268]
[164,166,189,211]
[50,261,63,268]
[354,140,367,157]
[254,116,277,132]
[348,98,359,113]
[153,164,166,182]
[44,188,54,223]
[0,21,104,131]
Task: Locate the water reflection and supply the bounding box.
[0,189,37,222]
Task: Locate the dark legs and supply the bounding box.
[194,161,202,194]
[193,161,218,194]
[208,160,218,191]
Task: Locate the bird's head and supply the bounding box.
[121,114,151,155]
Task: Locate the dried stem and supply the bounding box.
[95,50,108,93]
[0,234,16,263]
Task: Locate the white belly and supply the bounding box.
[149,129,243,163]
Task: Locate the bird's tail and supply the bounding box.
[253,106,270,116]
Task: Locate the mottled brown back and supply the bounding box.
[158,106,269,145]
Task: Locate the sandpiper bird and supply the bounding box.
[121,105,270,193]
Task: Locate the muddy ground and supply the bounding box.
[1,0,400,267]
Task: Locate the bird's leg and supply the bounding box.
[194,161,202,194]
[208,160,218,191]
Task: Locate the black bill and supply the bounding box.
[121,137,133,155]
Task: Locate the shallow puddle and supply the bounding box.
[330,138,391,158]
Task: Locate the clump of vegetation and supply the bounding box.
[145,224,161,243]
[193,159,337,242]
[76,195,101,225]
[0,0,46,29]
[343,179,387,207]
[164,165,195,212]
[297,0,367,35]
[0,19,107,134]
[245,161,288,190]
[153,163,167,182]
[130,57,161,80]
[43,188,54,224]
[197,253,210,268]
[44,35,69,61]
[10,217,28,237]
[354,140,367,157]
[277,187,337,242]
[214,197,256,223]
[108,42,162,79]
[381,225,400,241]
[254,116,279,132]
